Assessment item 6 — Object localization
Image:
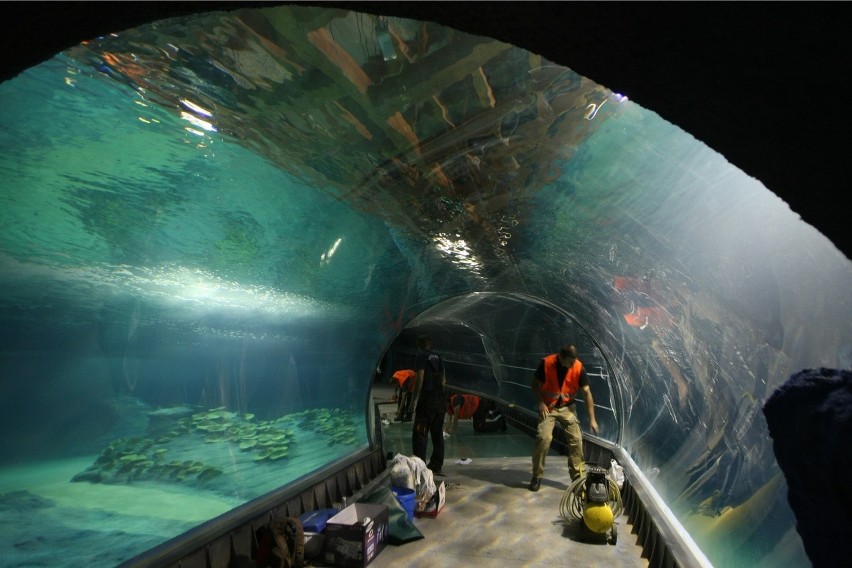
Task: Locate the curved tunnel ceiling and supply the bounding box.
[2,2,849,261]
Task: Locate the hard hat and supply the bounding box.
[583,502,614,533]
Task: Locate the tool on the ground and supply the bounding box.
[559,464,623,544]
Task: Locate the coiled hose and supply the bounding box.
[559,474,624,523]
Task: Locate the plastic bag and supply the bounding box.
[608,458,625,489]
[389,454,436,500]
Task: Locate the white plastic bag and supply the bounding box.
[389,454,436,500]
[608,458,625,489]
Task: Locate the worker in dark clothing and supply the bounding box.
[411,335,446,475]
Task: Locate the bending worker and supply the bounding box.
[390,369,416,422]
[529,344,599,492]
[445,393,507,434]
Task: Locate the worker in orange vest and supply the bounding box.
[445,393,507,434]
[390,369,416,422]
[529,344,598,492]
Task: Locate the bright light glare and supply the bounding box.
[139,265,337,318]
[0,255,336,320]
[585,101,607,120]
[180,111,216,132]
[433,233,482,273]
[320,238,343,263]
[179,98,213,117]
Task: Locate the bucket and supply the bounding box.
[391,485,416,522]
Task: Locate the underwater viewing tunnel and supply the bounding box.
[1,3,850,567]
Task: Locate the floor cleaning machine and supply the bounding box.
[560,464,623,544]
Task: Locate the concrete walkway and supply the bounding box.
[351,386,649,568]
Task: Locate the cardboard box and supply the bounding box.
[323,503,389,568]
[415,480,446,518]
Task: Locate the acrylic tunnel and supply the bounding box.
[0,4,850,568]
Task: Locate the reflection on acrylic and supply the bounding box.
[1,4,850,568]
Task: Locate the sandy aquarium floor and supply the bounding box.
[0,456,235,566]
[0,403,366,566]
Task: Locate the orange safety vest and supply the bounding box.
[623,306,674,329]
[447,394,480,419]
[540,354,582,407]
[392,369,416,391]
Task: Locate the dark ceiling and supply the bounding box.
[2,2,848,260]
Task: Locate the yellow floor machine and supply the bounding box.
[560,464,623,544]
